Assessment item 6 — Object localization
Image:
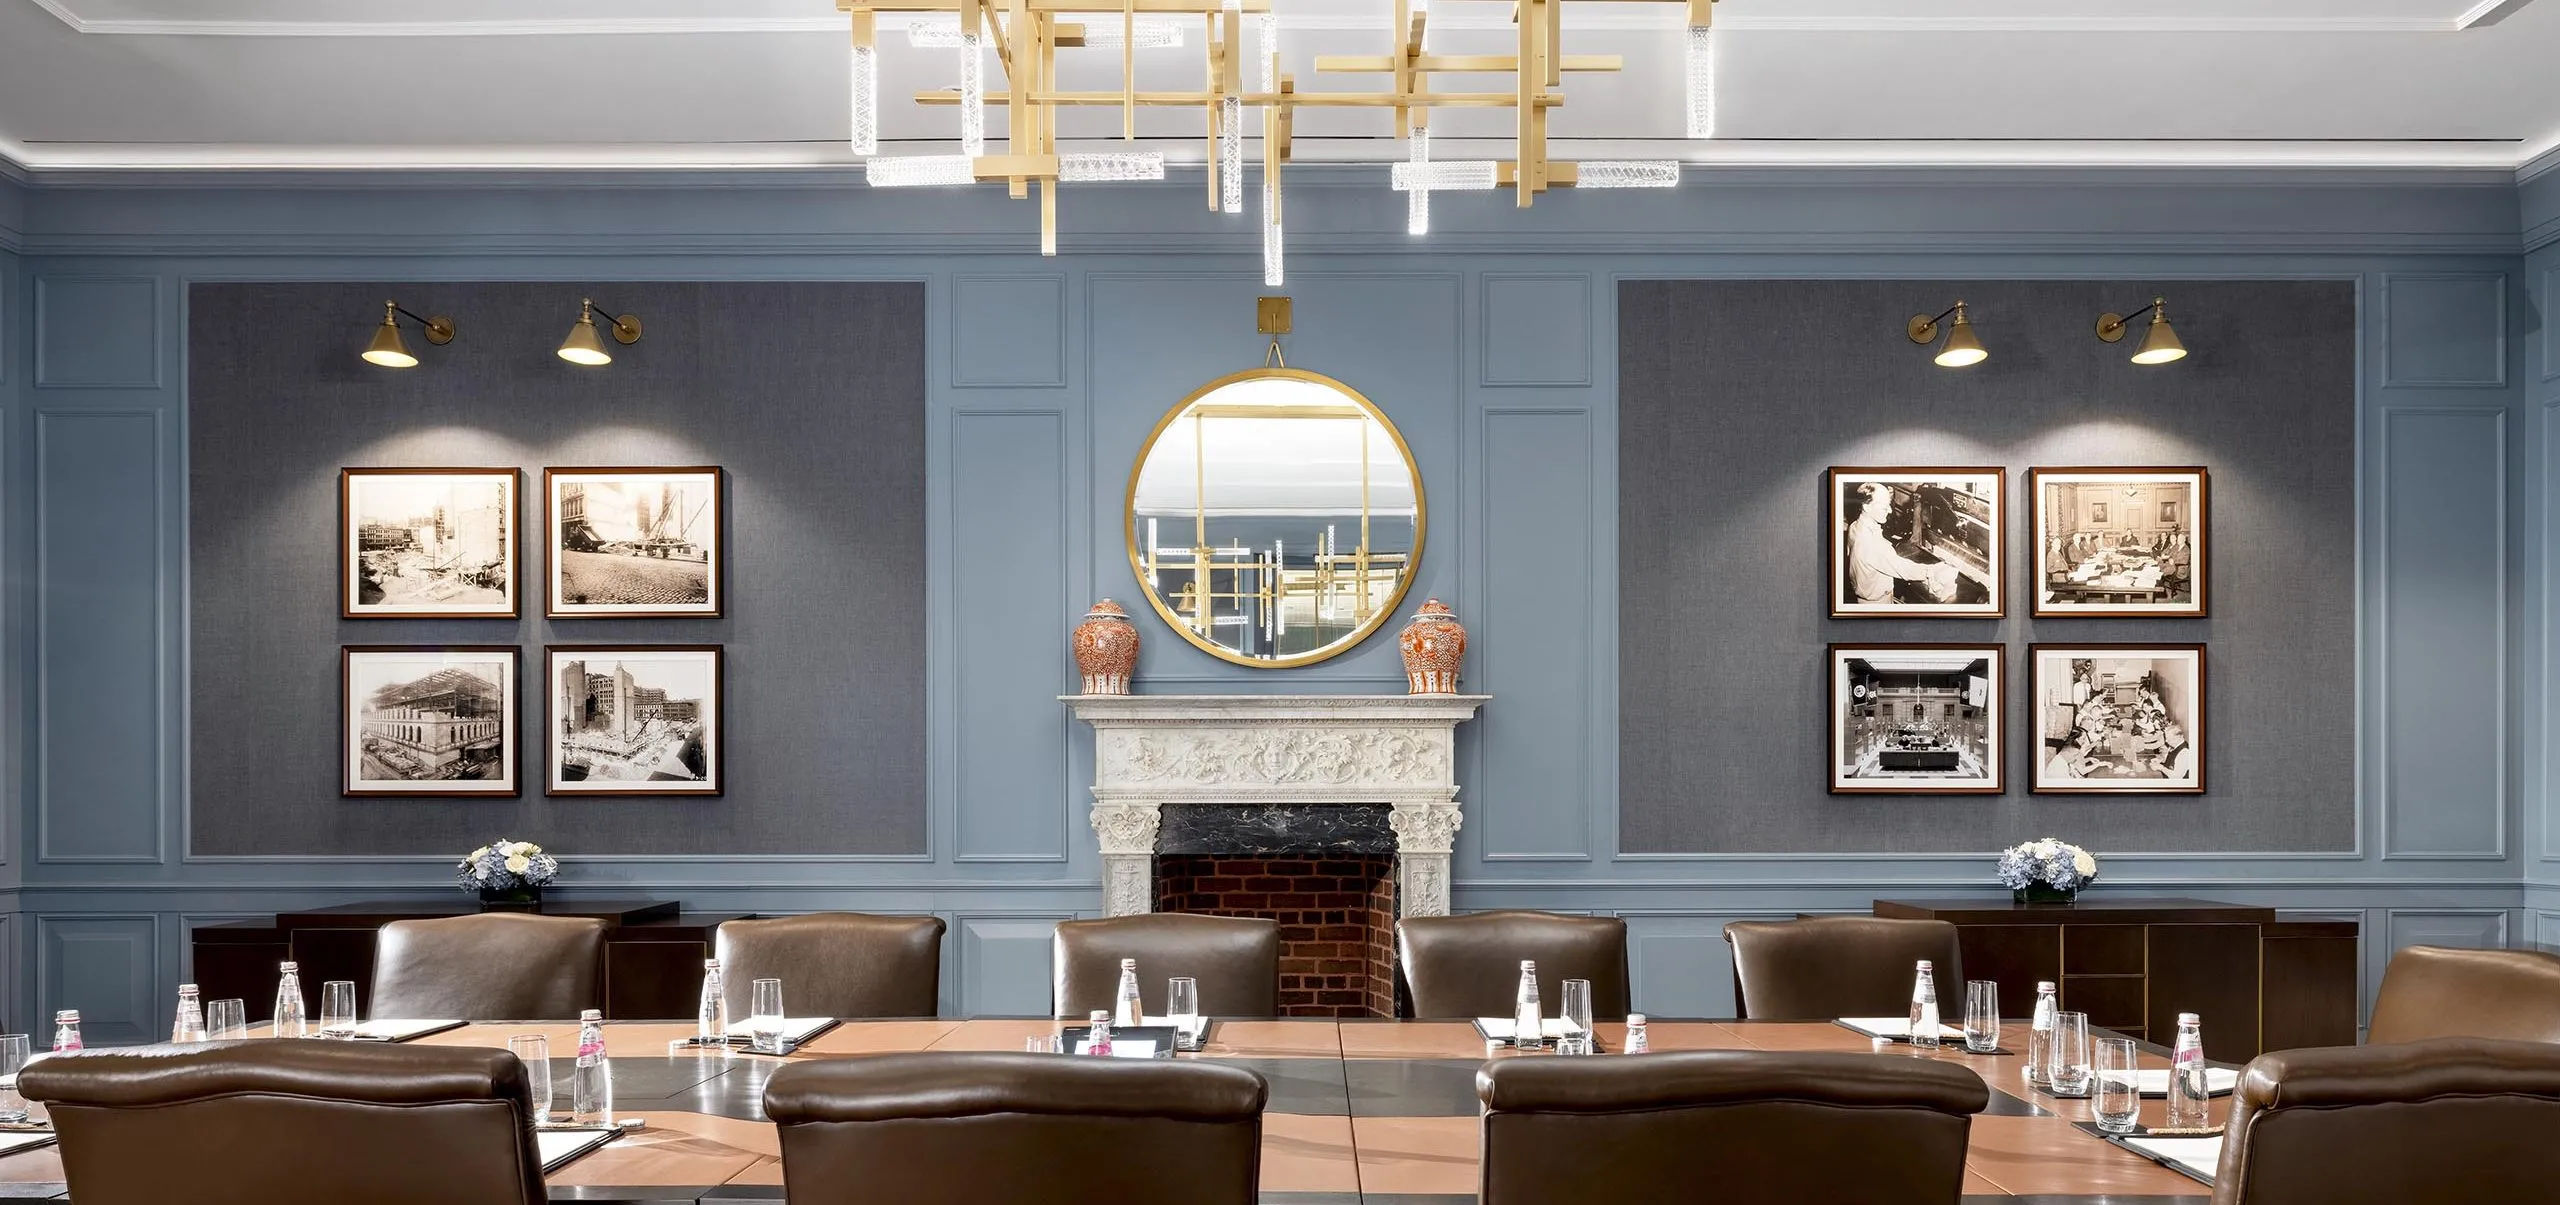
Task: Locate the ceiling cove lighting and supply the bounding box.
[360,300,455,369]
[1908,300,1989,369]
[558,299,643,367]
[2097,296,2190,365]
[831,0,1702,257]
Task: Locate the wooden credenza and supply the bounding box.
[1871,897,2359,1063]
[191,900,752,1022]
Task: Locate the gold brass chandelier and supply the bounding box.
[838,0,1719,276]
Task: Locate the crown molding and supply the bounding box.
[24,0,2533,37]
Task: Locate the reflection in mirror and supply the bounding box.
[1128,369,1424,667]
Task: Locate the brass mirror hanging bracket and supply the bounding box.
[1258,295,1292,367]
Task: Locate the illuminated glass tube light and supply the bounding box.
[1220,96,1244,213]
[1685,25,1716,138]
[1575,160,1681,189]
[1262,177,1284,287]
[865,155,977,187]
[1060,152,1167,181]
[910,15,1178,47]
[1256,14,1278,91]
[1390,160,1497,191]
[960,30,987,158]
[849,44,879,155]
[1406,127,1430,235]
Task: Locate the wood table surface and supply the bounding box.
[0,1018,2221,1204]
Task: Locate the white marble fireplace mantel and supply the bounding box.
[1063,694,1491,919]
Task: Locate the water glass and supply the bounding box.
[507,1035,553,1122]
[2048,1011,2093,1095]
[1166,977,1200,1023]
[1558,979,1596,1042]
[319,981,359,1039]
[2092,1037,2142,1134]
[749,978,787,1054]
[205,999,248,1041]
[1962,980,2001,1053]
[0,1036,29,1123]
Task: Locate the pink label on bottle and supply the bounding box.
[578,1038,603,1059]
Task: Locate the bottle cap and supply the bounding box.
[2178,1012,2200,1026]
[703,958,720,970]
[579,1009,603,1022]
[1916,960,1933,971]
[54,1010,79,1023]
[1089,1010,1110,1024]
[1120,958,1137,969]
[2037,980,2056,991]
[1520,960,1537,971]
[279,961,299,973]
[1627,1013,1647,1025]
[179,983,199,994]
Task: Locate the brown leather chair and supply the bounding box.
[371,912,605,1020]
[1723,916,1964,1020]
[2212,1038,2560,1204]
[1053,913,1280,1018]
[765,1051,1266,1205]
[20,1039,546,1205]
[1476,1050,1988,1205]
[715,912,946,1019]
[2365,945,2560,1045]
[1397,910,1631,1020]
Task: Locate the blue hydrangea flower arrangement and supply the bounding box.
[457,839,559,897]
[1997,838,2098,903]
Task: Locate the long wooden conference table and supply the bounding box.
[0,1018,2224,1203]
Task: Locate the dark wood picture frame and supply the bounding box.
[544,467,725,619]
[1827,643,2006,795]
[2028,466,2209,618]
[2029,642,2206,795]
[340,468,521,619]
[341,645,521,798]
[544,644,725,797]
[1826,467,2007,619]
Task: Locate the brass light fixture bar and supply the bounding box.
[841,0,1708,263]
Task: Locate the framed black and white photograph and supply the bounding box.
[1828,645,2004,794]
[2031,467,2207,617]
[341,469,519,618]
[545,468,723,618]
[2031,644,2205,794]
[342,646,520,797]
[546,645,723,796]
[1828,468,2004,618]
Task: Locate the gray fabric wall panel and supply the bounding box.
[188,282,927,855]
[1618,280,2355,854]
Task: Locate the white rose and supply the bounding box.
[470,846,490,860]
[2072,848,2098,876]
[504,855,531,874]
[2033,840,2057,859]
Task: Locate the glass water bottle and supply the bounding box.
[52,1010,82,1053]
[1623,1012,1650,1055]
[2164,1013,2213,1129]
[273,961,309,1039]
[1113,958,1144,1028]
[696,959,728,1045]
[1908,960,1941,1050]
[2024,981,2059,1088]
[171,984,206,1044]
[571,1009,613,1125]
[1513,961,1543,1051]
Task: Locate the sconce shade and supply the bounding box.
[558,313,613,366]
[1935,313,1988,368]
[362,317,418,369]
[2131,312,2187,364]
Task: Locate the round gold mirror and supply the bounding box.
[1127,367,1425,667]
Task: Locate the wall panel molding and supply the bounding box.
[1480,273,1594,387]
[2376,405,2509,860]
[1476,406,1595,861]
[36,914,157,1044]
[2382,908,2511,953]
[947,408,1072,863]
[955,914,1071,1017]
[2543,267,2560,382]
[35,408,167,865]
[32,275,161,389]
[950,274,1068,388]
[2380,272,2509,389]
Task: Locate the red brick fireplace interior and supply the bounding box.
[1155,854,1398,1017]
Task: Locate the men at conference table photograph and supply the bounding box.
[1829,470,2003,618]
[2034,649,2206,793]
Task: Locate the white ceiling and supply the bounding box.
[1,0,2554,172]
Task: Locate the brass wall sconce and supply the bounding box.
[1908,300,1988,368]
[360,300,455,369]
[2097,296,2188,365]
[558,298,643,366]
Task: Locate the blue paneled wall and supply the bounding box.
[0,167,2545,1034]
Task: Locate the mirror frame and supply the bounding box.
[1124,366,1427,669]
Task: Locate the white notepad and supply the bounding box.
[2134,1067,2241,1097]
[346,1019,466,1042]
[1065,1037,1159,1059]
[722,1017,838,1046]
[1836,1017,1967,1042]
[0,1132,56,1159]
[534,1127,620,1173]
[2121,1133,2223,1182]
[1474,1017,1575,1042]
